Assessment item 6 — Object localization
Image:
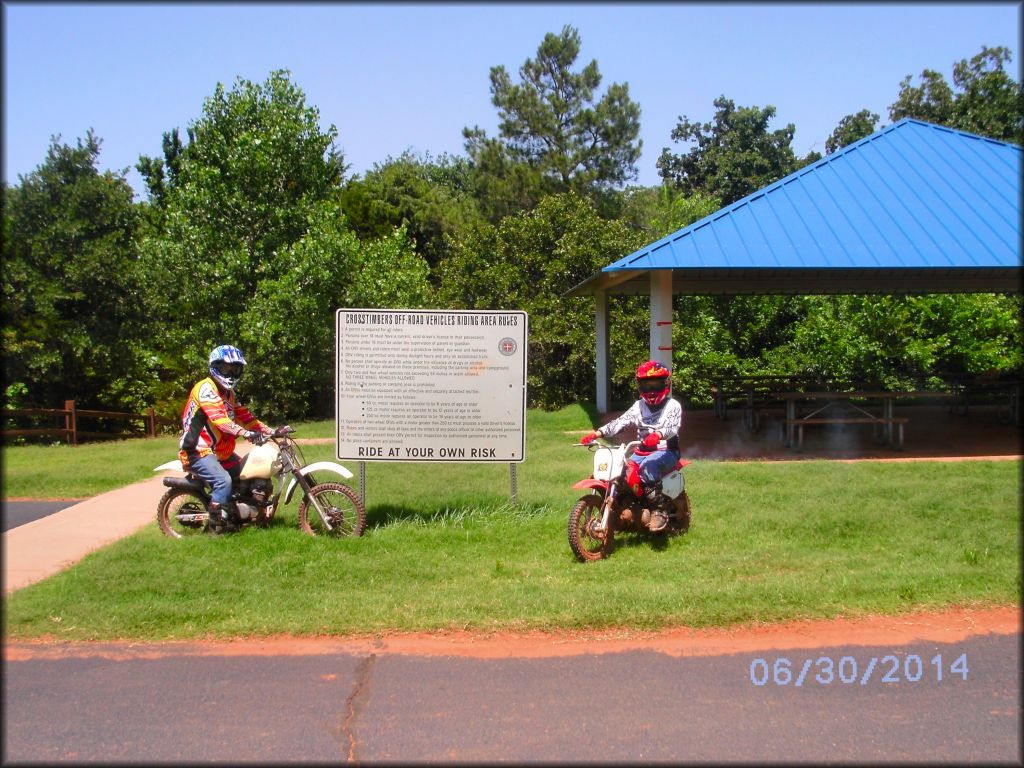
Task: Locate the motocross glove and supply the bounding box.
[273,425,293,437]
[642,431,661,449]
[580,431,599,445]
[246,430,267,446]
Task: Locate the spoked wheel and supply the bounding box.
[671,491,692,534]
[298,482,366,537]
[568,493,614,562]
[157,488,209,539]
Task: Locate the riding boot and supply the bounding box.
[644,485,669,532]
[207,501,239,534]
[207,502,226,533]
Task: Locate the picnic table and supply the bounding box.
[773,390,953,450]
[710,374,849,432]
[946,376,1021,424]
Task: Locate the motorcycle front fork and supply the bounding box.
[292,470,332,523]
[596,480,621,533]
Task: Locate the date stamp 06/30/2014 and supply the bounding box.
[748,652,969,688]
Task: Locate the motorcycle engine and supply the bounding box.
[248,478,273,504]
[236,479,273,520]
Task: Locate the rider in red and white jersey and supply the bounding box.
[179,344,274,532]
[580,360,683,531]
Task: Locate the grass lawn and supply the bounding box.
[0,415,335,499]
[3,405,1020,641]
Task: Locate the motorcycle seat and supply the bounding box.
[162,476,206,492]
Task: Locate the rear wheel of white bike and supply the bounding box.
[157,488,209,539]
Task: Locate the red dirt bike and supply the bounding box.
[569,438,692,561]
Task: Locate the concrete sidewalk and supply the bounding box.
[3,475,169,595]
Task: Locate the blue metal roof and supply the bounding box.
[570,119,1021,296]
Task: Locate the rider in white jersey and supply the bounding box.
[581,360,683,531]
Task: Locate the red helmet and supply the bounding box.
[636,360,671,406]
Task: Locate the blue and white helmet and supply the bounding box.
[208,345,247,390]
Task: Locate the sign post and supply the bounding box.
[336,310,528,501]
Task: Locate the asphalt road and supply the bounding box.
[1,500,80,532]
[4,633,1018,763]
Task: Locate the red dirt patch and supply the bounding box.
[6,605,1018,661]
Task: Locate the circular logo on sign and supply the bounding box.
[498,337,518,356]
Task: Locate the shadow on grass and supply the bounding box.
[580,401,602,425]
[366,502,554,529]
[610,528,689,555]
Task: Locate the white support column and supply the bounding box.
[595,288,611,413]
[649,270,673,364]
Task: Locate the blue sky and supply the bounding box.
[3,1,1020,199]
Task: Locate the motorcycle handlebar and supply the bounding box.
[573,438,641,451]
[574,439,643,458]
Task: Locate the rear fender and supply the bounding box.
[284,461,355,504]
[153,459,185,473]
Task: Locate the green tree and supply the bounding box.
[137,70,430,419]
[142,70,346,278]
[657,96,815,205]
[138,70,345,347]
[464,25,642,221]
[773,295,1022,388]
[436,192,648,407]
[460,133,550,224]
[826,109,880,154]
[618,185,722,240]
[889,46,1024,144]
[665,292,1022,409]
[136,127,186,210]
[339,151,481,271]
[2,131,149,411]
[889,69,955,126]
[240,202,430,418]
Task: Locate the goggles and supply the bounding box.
[214,362,245,378]
[637,378,668,394]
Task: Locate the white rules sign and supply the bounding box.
[336,309,528,462]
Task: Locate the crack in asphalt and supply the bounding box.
[342,653,376,763]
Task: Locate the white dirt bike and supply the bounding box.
[154,426,365,538]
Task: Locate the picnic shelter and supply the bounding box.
[567,118,1022,413]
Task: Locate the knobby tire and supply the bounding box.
[568,492,614,562]
[672,491,692,534]
[156,487,209,539]
[298,481,366,537]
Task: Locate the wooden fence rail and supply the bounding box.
[2,400,175,446]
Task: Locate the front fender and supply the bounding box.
[285,461,355,504]
[572,478,609,492]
